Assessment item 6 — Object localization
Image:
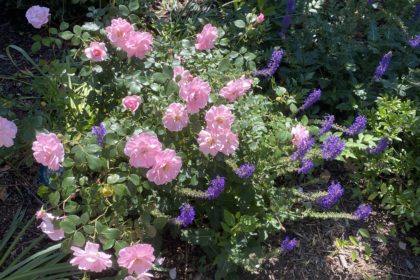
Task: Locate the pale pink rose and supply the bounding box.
[117,244,156,275]
[36,211,64,241]
[256,13,265,24]
[122,95,143,113]
[179,77,211,113]
[197,130,223,156]
[146,149,182,185]
[219,130,239,156]
[70,242,112,273]
[291,124,309,146]
[124,132,162,168]
[0,117,17,148]
[123,31,153,59]
[25,5,49,29]
[32,133,64,171]
[85,42,107,62]
[219,76,253,103]
[162,103,189,132]
[105,18,134,49]
[195,24,218,50]
[173,66,193,86]
[205,105,235,131]
[124,273,153,280]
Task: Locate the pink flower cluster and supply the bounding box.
[124,132,182,185]
[173,66,193,87]
[219,76,253,103]
[70,242,112,272]
[85,42,107,62]
[106,18,153,59]
[197,105,239,156]
[35,209,64,241]
[118,244,155,275]
[162,103,189,132]
[32,133,65,171]
[291,124,309,146]
[179,77,211,113]
[195,24,218,51]
[0,117,17,148]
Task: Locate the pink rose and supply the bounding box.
[105,18,134,49]
[256,13,265,24]
[195,24,218,51]
[219,129,239,156]
[0,117,17,148]
[124,132,162,168]
[179,77,211,113]
[162,103,189,132]
[118,244,156,275]
[35,210,64,241]
[291,124,309,146]
[123,31,154,59]
[197,130,223,156]
[122,95,143,113]
[146,149,182,185]
[219,76,253,103]
[205,105,235,132]
[32,133,64,171]
[85,42,108,62]
[173,66,193,86]
[70,242,112,273]
[25,5,49,29]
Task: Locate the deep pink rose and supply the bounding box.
[122,95,143,113]
[195,24,218,50]
[85,42,108,62]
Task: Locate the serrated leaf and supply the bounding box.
[60,220,76,234]
[59,31,74,40]
[129,0,140,11]
[102,228,120,239]
[223,210,235,227]
[73,231,86,246]
[358,228,370,238]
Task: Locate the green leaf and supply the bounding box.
[234,20,246,28]
[64,201,79,213]
[119,5,130,16]
[49,192,60,207]
[105,133,119,146]
[223,210,235,227]
[180,229,215,246]
[73,231,86,246]
[358,228,370,238]
[59,21,69,31]
[128,174,140,186]
[351,250,357,262]
[31,42,41,53]
[59,31,74,40]
[289,103,298,113]
[129,0,140,11]
[60,220,76,234]
[102,239,115,250]
[152,72,170,84]
[73,25,82,36]
[107,174,120,184]
[86,155,106,171]
[102,228,120,239]
[85,144,101,154]
[349,235,358,246]
[83,225,95,234]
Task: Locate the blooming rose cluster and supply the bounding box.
[105,18,153,59]
[124,132,182,185]
[195,24,218,51]
[0,117,17,148]
[219,76,253,103]
[35,209,64,241]
[291,124,309,147]
[197,105,239,156]
[32,133,65,171]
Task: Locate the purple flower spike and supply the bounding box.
[92,123,107,145]
[414,4,420,22]
[207,176,226,200]
[287,0,296,14]
[280,15,292,37]
[300,89,321,111]
[254,49,285,78]
[318,114,335,136]
[290,137,315,161]
[280,236,297,253]
[346,115,367,136]
[408,34,420,48]
[321,135,345,160]
[374,51,392,81]
[236,163,255,179]
[297,159,314,174]
[176,203,195,227]
[353,204,372,221]
[368,138,390,155]
[318,181,344,208]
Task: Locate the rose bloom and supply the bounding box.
[205,105,235,131]
[146,149,182,185]
[195,24,218,51]
[179,77,211,113]
[70,242,112,273]
[85,42,107,62]
[219,76,252,103]
[124,132,162,168]
[256,13,265,23]
[197,130,223,156]
[35,210,64,241]
[162,103,189,132]
[219,129,239,156]
[118,244,156,275]
[0,117,17,148]
[32,133,64,171]
[105,18,134,49]
[123,31,154,59]
[122,95,143,113]
[173,66,193,86]
[291,124,309,146]
[25,5,49,29]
